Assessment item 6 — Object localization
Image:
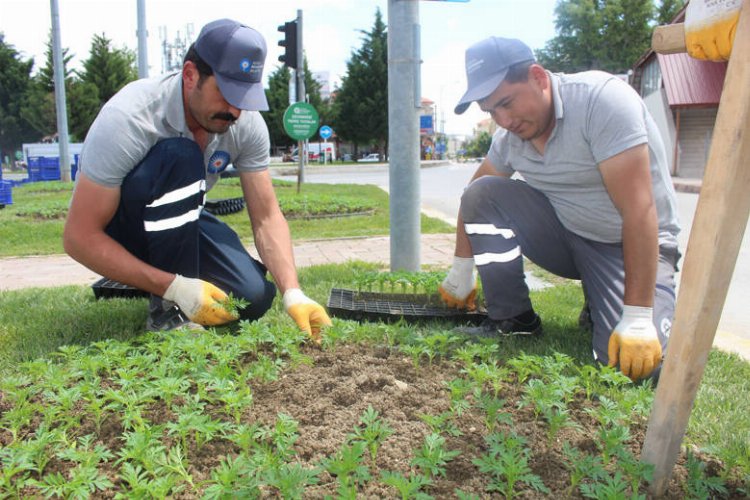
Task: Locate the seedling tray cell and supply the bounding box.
[327,288,486,324]
[92,278,149,300]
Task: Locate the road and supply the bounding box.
[275,161,750,354]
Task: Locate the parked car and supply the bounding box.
[357,153,380,163]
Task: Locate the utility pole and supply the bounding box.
[136,0,149,78]
[50,0,71,182]
[388,0,421,271]
[278,11,305,186]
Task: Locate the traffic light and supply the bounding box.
[278,21,298,69]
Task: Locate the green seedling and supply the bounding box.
[320,440,371,498]
[418,410,462,437]
[400,343,429,372]
[347,405,394,463]
[579,471,643,500]
[684,449,728,499]
[262,462,320,499]
[31,464,114,499]
[221,293,250,317]
[596,425,631,465]
[506,353,544,383]
[411,432,461,479]
[201,454,260,499]
[562,442,607,496]
[472,431,550,499]
[474,389,512,433]
[541,405,580,445]
[380,470,433,500]
[119,462,185,498]
[116,426,167,474]
[56,434,114,469]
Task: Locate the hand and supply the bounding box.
[685,0,742,61]
[163,274,238,326]
[608,305,662,381]
[438,256,477,310]
[283,288,332,343]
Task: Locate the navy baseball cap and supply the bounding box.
[454,37,535,115]
[194,19,269,111]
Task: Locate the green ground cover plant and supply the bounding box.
[0,263,748,497]
[0,179,452,257]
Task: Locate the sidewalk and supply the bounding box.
[0,233,458,292]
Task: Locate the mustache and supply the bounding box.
[211,112,238,122]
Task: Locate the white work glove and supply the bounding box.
[438,256,478,311]
[283,288,332,344]
[685,0,742,61]
[607,305,662,381]
[163,274,238,326]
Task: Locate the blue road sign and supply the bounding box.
[319,125,333,140]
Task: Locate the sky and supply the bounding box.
[0,0,558,136]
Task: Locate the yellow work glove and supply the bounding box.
[438,256,477,311]
[608,305,662,382]
[283,288,332,343]
[163,274,238,326]
[685,0,742,61]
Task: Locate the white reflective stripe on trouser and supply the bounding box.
[144,207,201,232]
[146,179,205,208]
[464,223,515,239]
[473,246,522,266]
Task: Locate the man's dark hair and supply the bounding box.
[183,44,213,83]
[504,60,534,83]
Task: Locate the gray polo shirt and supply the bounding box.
[487,71,680,249]
[79,72,270,191]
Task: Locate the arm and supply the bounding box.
[598,143,658,307]
[63,173,175,296]
[239,169,299,293]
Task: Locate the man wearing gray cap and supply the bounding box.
[64,19,331,340]
[439,37,681,382]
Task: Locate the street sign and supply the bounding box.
[319,125,333,140]
[283,102,319,141]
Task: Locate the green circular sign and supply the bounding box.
[283,102,319,141]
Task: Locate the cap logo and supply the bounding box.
[240,59,252,73]
[467,58,484,74]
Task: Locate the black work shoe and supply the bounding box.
[147,296,203,331]
[456,313,543,339]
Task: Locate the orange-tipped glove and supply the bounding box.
[163,274,238,326]
[438,256,477,311]
[283,288,332,343]
[685,0,742,61]
[608,305,662,381]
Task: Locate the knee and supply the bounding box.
[237,279,277,322]
[460,176,513,221]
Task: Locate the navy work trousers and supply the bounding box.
[105,137,276,321]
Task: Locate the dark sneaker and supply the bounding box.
[456,314,543,339]
[147,296,203,331]
[578,300,593,333]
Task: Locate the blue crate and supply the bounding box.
[27,156,61,182]
[0,180,13,206]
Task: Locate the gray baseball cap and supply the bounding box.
[454,37,535,115]
[194,19,269,111]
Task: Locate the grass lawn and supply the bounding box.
[0,178,453,257]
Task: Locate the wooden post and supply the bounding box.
[642,1,750,495]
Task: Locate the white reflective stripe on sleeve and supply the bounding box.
[146,179,205,208]
[144,208,201,232]
[473,246,521,266]
[464,223,515,239]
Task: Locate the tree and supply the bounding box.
[0,34,37,156]
[657,0,685,25]
[79,33,137,106]
[463,131,492,159]
[333,8,388,157]
[263,57,327,153]
[536,0,659,74]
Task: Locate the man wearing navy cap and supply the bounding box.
[64,19,331,339]
[439,37,681,382]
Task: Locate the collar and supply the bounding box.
[164,72,190,135]
[548,71,564,121]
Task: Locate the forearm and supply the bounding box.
[621,208,658,307]
[64,229,174,296]
[252,213,300,294]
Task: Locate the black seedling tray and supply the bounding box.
[204,197,245,216]
[327,288,486,324]
[92,278,149,300]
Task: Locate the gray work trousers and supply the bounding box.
[460,176,680,363]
